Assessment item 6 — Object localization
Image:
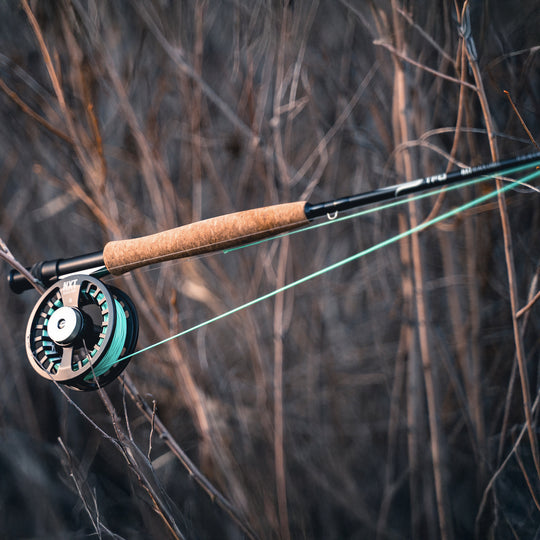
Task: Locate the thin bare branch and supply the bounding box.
[373,39,477,91]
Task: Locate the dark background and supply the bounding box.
[0,1,539,538]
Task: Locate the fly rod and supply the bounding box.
[10,151,540,390]
[8,150,540,295]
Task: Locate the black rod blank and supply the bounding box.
[304,151,540,220]
[7,251,105,294]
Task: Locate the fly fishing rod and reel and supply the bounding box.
[9,151,540,390]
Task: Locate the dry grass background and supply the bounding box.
[0,1,539,538]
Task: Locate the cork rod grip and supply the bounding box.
[103,201,309,275]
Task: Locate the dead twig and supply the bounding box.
[475,392,540,536]
[0,77,73,144]
[58,437,126,540]
[373,39,477,91]
[503,90,540,151]
[0,237,43,293]
[458,0,540,479]
[516,289,540,318]
[97,387,187,540]
[121,373,260,540]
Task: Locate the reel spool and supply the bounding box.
[25,275,138,391]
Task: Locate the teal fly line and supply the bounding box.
[119,165,540,363]
[84,298,127,380]
[224,158,540,254]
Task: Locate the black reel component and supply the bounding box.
[25,275,138,391]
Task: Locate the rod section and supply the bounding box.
[7,251,105,294]
[304,151,540,219]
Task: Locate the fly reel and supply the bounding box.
[25,275,138,391]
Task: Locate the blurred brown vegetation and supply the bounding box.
[0,1,539,538]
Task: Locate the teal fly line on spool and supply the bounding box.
[120,165,540,362]
[84,298,127,380]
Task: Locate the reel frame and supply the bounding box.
[25,274,138,391]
